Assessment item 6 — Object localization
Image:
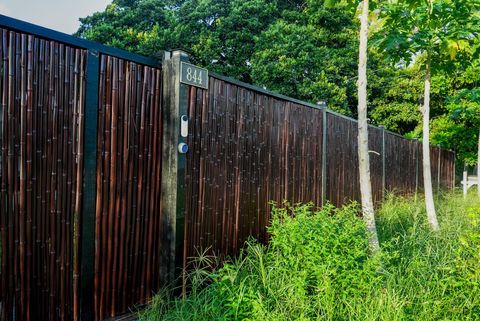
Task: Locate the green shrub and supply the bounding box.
[140,192,480,321]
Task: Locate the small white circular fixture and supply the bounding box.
[181,115,188,137]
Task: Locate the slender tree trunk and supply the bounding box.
[357,0,379,252]
[422,59,439,231]
[477,128,480,198]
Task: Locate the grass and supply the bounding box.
[139,191,480,320]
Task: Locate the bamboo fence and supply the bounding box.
[0,17,457,321]
[182,75,456,265]
[0,28,86,321]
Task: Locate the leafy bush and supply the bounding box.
[140,193,480,321]
[210,202,385,320]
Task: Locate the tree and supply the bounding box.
[369,63,423,134]
[433,88,480,196]
[357,0,380,252]
[321,0,381,252]
[75,0,178,57]
[376,0,480,230]
[431,61,480,162]
[250,5,359,115]
[77,0,283,82]
[78,0,411,119]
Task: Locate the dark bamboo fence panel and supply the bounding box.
[368,126,384,205]
[183,76,324,262]
[94,55,164,321]
[183,75,455,271]
[0,29,86,321]
[325,113,360,206]
[325,116,385,207]
[384,134,419,194]
[440,149,455,189]
[417,143,424,192]
[430,146,440,191]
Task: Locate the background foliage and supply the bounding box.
[76,0,480,164]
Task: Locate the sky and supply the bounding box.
[0,0,112,34]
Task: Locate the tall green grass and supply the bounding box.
[139,192,480,320]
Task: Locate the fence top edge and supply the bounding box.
[209,72,454,154]
[0,14,161,68]
[209,72,325,111]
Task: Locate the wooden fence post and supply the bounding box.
[380,125,386,199]
[437,145,441,192]
[415,138,419,200]
[80,49,99,321]
[321,108,327,206]
[453,151,456,190]
[161,50,189,285]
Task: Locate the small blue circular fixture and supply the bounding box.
[178,142,189,154]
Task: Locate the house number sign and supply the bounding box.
[180,62,208,89]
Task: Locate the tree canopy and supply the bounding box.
[76,0,480,165]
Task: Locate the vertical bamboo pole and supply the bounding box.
[93,55,105,321]
[138,66,151,301]
[7,31,15,321]
[25,34,34,321]
[73,49,85,321]
[119,62,132,311]
[39,39,49,319]
[48,40,59,320]
[100,55,112,320]
[0,28,7,321]
[57,43,66,321]
[150,69,162,291]
[131,63,146,304]
[112,58,125,315]
[144,68,156,299]
[107,57,118,318]
[125,62,139,308]
[19,33,27,321]
[30,36,39,319]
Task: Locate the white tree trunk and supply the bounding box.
[477,128,480,198]
[357,0,379,252]
[422,61,439,231]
